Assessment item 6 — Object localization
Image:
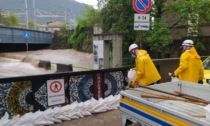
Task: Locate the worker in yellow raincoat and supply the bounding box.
[128,44,161,87]
[173,40,204,83]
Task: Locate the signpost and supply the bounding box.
[23,31,30,55]
[132,0,152,48]
[134,13,150,31]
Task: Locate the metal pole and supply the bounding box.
[24,38,28,56]
[139,31,142,49]
[33,0,36,29]
[25,0,29,28]
[26,39,28,56]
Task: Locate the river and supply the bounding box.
[0,49,93,78]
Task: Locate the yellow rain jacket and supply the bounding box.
[174,47,204,83]
[131,50,161,86]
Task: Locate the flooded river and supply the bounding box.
[0,57,52,78]
[0,49,93,78]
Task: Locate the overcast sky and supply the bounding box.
[75,0,98,8]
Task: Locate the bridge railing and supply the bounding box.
[0,67,129,118]
[0,26,52,44]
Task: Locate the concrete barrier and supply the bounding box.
[39,60,51,70]
[56,63,73,72]
[38,60,73,72]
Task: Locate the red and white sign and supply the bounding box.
[47,79,65,106]
[133,0,152,14]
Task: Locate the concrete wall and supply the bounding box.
[93,33,123,68]
[153,56,208,83]
[153,58,179,82]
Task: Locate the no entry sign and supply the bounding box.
[133,0,152,14]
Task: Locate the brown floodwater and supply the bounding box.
[0,49,93,78]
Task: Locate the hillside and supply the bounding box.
[0,0,91,25]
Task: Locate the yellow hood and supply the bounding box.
[189,47,200,59]
[137,50,148,57]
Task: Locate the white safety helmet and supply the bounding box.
[129,44,138,52]
[182,40,194,47]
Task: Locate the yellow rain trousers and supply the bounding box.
[174,47,204,83]
[131,50,161,86]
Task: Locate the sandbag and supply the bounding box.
[127,69,136,81]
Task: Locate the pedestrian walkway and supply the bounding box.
[51,109,122,126]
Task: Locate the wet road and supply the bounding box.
[52,109,122,126]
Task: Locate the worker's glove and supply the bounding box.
[124,80,136,90]
[169,72,176,77]
[198,80,203,84]
[129,81,135,88]
[169,73,179,82]
[129,84,135,88]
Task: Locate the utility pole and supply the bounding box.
[139,31,143,49]
[25,0,29,28]
[33,0,36,29]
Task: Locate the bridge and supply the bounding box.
[0,25,52,51]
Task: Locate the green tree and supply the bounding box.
[28,20,40,30]
[3,13,19,26]
[142,0,172,54]
[59,24,69,40]
[28,20,34,29]
[165,0,210,28]
[100,0,137,55]
[144,19,172,52]
[0,9,3,24]
[69,6,100,52]
[99,0,210,58]
[99,0,172,58]
[164,0,210,50]
[97,0,108,9]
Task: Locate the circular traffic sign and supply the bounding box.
[133,0,152,14]
[50,81,62,93]
[23,32,30,39]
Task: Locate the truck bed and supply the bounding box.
[120,81,210,126]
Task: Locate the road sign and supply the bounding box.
[134,22,150,30]
[134,14,150,22]
[132,0,152,14]
[134,14,150,31]
[23,32,30,39]
[47,79,65,106]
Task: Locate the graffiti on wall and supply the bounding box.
[0,69,128,119]
[69,71,125,103]
[0,81,33,119]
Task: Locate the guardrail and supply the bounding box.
[0,26,52,44]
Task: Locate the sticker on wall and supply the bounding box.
[93,40,104,69]
[47,79,65,106]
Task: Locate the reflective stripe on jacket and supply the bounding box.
[174,47,204,83]
[131,50,161,86]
